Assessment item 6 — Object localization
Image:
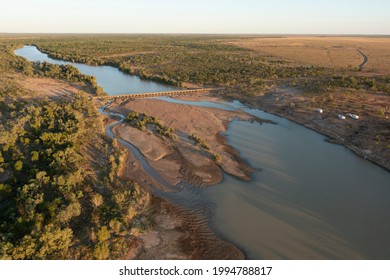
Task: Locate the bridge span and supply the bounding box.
[95,88,221,101]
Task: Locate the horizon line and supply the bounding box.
[1,32,390,37]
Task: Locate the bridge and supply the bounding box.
[95,88,221,101]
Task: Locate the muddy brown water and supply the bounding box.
[17,46,390,259]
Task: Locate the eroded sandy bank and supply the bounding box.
[109,96,260,187]
[129,196,244,260]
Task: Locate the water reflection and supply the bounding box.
[203,120,390,259]
[14,46,180,95]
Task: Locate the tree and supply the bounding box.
[91,193,104,208]
[12,235,37,260]
[93,242,109,260]
[35,171,50,186]
[31,151,39,162]
[112,138,118,148]
[37,224,73,259]
[14,160,23,171]
[96,226,110,243]
[17,183,44,221]
[57,202,81,224]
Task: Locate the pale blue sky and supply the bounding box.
[1,0,389,34]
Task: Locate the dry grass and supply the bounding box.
[18,76,94,100]
[228,36,390,74]
[98,51,154,59]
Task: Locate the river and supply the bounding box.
[14,45,179,94]
[15,46,390,259]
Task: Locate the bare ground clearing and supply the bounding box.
[18,76,95,100]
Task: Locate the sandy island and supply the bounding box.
[109,94,261,189]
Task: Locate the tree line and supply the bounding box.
[21,35,390,97]
[0,40,153,259]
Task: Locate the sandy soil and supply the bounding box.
[114,124,171,161]
[131,196,244,260]
[114,133,245,259]
[113,124,183,188]
[18,77,94,100]
[110,97,259,186]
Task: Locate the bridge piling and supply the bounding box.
[95,88,221,101]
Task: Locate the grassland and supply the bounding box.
[227,36,390,74]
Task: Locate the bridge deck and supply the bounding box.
[95,88,220,100]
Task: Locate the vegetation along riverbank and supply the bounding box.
[16,34,390,170]
[1,34,389,259]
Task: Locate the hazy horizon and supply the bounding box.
[2,32,390,36]
[1,0,389,35]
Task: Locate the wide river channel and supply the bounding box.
[15,46,390,259]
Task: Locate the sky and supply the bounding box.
[1,0,389,34]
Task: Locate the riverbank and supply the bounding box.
[108,95,261,187]
[225,86,390,171]
[130,196,244,260]
[104,90,390,260]
[100,94,254,259]
[114,89,389,172]
[15,43,389,172]
[9,41,390,259]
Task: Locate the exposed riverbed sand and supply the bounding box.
[104,95,260,259]
[109,96,259,187]
[131,196,244,260]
